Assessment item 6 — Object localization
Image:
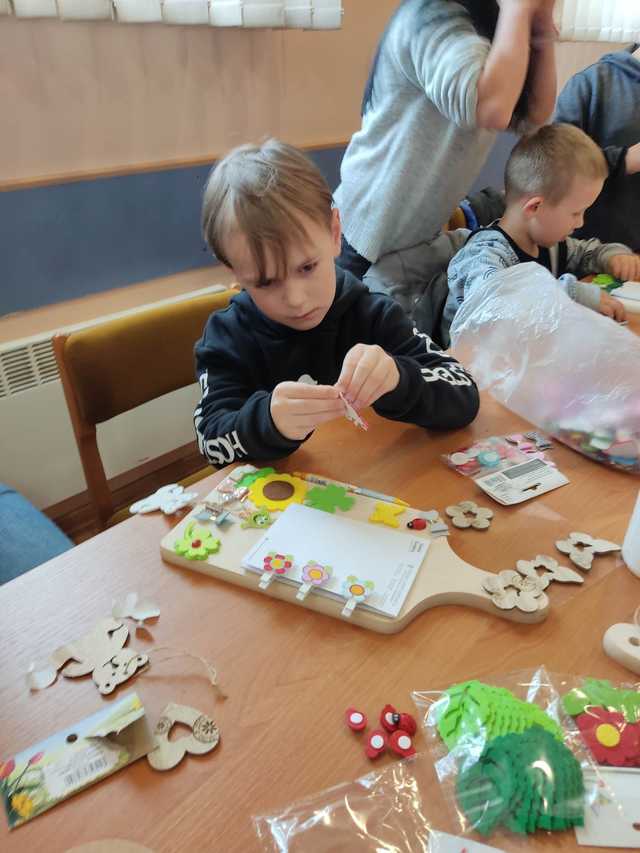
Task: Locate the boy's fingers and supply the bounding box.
[335,346,364,398]
[287,398,345,416]
[277,382,341,400]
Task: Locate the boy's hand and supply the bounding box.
[270,382,344,441]
[335,344,400,411]
[598,292,627,323]
[609,254,640,282]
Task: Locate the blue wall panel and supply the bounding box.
[0,146,346,316]
[0,136,511,316]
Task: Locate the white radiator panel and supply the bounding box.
[0,380,202,510]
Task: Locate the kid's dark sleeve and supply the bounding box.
[369,299,480,429]
[193,345,302,469]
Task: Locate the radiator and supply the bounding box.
[0,286,225,510]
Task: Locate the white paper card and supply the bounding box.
[615,281,640,302]
[242,503,428,618]
[576,768,640,848]
[13,0,58,16]
[475,457,569,505]
[429,831,506,852]
[43,741,120,799]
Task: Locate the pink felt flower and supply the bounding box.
[301,561,331,586]
[263,553,293,575]
[576,707,640,767]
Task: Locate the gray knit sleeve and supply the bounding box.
[399,3,491,129]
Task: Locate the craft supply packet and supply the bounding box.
[411,667,603,844]
[1,692,154,829]
[442,434,552,480]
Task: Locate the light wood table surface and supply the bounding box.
[2,324,640,852]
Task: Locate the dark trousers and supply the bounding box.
[337,236,372,282]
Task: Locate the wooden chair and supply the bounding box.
[53,289,235,531]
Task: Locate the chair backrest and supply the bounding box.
[53,288,235,529]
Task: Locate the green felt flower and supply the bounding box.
[304,484,355,513]
[562,678,640,722]
[174,522,220,560]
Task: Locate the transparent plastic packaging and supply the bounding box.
[254,756,446,852]
[442,434,553,479]
[412,667,602,843]
[450,263,640,473]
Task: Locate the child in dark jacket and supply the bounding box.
[194,140,480,468]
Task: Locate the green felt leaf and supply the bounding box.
[304,484,355,514]
[562,679,640,722]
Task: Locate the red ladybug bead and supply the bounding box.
[365,729,388,759]
[345,707,367,732]
[389,730,416,758]
[397,713,417,736]
[380,704,399,732]
[407,518,427,530]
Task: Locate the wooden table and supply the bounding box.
[2,343,640,852]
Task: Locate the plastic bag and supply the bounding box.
[412,667,602,842]
[254,755,458,852]
[450,263,640,473]
[442,433,553,479]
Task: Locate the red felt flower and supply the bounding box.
[576,707,640,767]
[0,759,15,779]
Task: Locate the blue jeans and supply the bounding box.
[0,484,73,584]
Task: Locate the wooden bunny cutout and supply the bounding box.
[53,617,148,695]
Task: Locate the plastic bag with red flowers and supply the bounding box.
[558,676,640,769]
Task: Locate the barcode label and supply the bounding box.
[502,458,547,480]
[63,756,109,788]
[44,743,119,800]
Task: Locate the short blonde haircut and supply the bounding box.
[505,124,608,206]
[202,139,334,285]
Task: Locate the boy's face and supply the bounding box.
[527,177,604,247]
[224,209,342,331]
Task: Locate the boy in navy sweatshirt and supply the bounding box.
[194,139,479,468]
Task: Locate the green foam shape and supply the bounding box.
[304,484,355,514]
[237,467,275,488]
[437,680,563,750]
[456,726,584,838]
[562,678,640,722]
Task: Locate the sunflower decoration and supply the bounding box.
[174,522,221,560]
[575,707,640,767]
[248,473,307,513]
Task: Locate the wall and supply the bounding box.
[0,3,396,185]
[0,8,623,314]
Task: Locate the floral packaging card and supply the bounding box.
[1,692,154,829]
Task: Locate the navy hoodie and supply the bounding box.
[555,45,640,251]
[194,266,479,467]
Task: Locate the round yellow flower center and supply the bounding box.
[350,584,365,596]
[595,723,620,748]
[309,568,323,580]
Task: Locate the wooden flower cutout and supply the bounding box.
[445,501,493,530]
[555,532,621,570]
[516,555,584,585]
[482,572,548,613]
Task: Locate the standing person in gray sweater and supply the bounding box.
[335,0,558,313]
[554,44,640,252]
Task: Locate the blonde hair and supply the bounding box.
[202,139,334,285]
[505,124,608,205]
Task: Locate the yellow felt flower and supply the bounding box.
[248,473,307,512]
[11,792,34,819]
